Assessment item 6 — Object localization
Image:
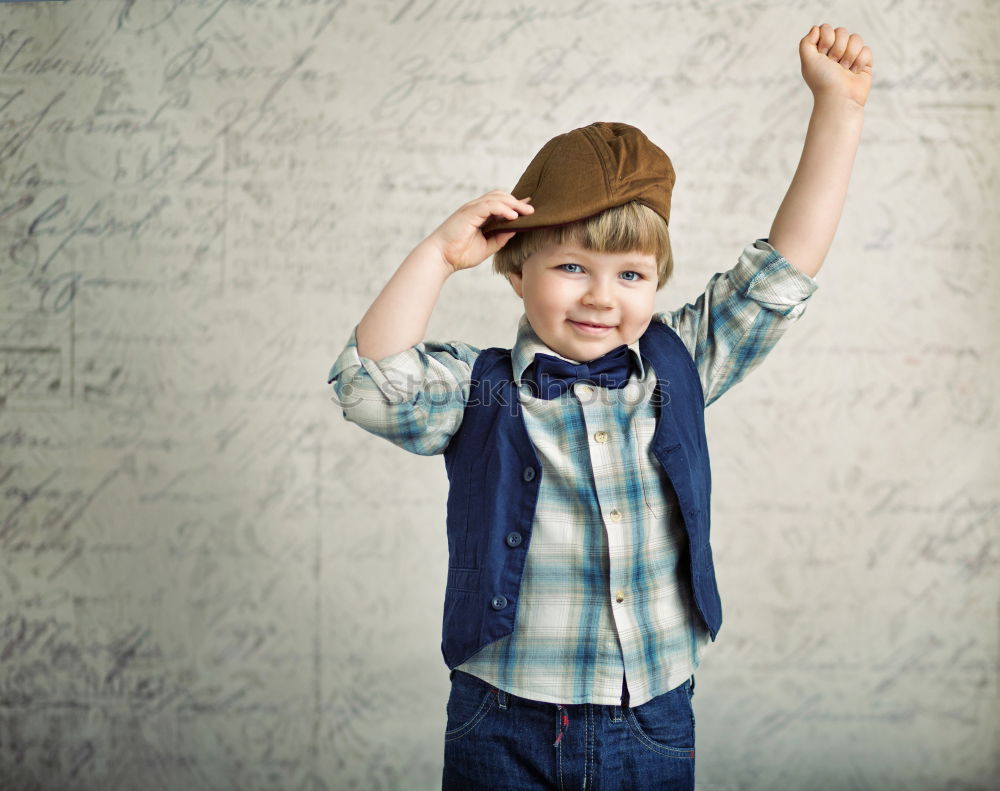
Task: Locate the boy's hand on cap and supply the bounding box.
[800,24,873,108]
[427,191,534,273]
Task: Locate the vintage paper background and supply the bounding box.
[0,1,997,789]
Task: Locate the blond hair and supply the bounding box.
[492,201,673,291]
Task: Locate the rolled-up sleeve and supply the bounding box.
[653,238,819,408]
[327,325,481,456]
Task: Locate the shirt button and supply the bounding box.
[594,430,609,443]
[615,590,625,603]
[578,384,593,394]
[609,508,622,522]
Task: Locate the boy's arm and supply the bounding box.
[355,239,455,361]
[328,324,479,456]
[654,239,818,407]
[329,191,533,455]
[355,191,532,359]
[767,24,873,278]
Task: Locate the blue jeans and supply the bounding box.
[442,669,696,790]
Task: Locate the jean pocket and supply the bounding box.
[444,672,498,743]
[625,679,695,757]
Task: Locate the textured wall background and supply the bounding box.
[0,1,997,789]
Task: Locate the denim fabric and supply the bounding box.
[442,669,696,790]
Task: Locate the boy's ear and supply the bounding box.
[509,270,524,298]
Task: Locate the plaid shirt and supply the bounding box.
[328,238,818,705]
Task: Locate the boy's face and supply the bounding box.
[509,240,659,364]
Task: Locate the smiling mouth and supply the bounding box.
[570,320,615,331]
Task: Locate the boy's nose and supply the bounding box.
[583,280,615,307]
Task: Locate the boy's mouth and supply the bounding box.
[569,319,615,334]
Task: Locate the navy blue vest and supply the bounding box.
[440,320,722,669]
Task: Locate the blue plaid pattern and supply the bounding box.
[328,238,818,705]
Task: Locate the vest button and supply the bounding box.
[505,531,522,547]
[522,466,536,482]
[491,595,508,610]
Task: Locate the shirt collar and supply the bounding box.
[511,313,647,386]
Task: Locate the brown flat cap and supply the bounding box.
[481,121,675,238]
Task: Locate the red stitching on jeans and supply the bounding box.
[553,704,570,746]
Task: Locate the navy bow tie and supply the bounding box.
[526,344,634,400]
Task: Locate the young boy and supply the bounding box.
[328,23,871,791]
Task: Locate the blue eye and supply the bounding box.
[558,264,644,280]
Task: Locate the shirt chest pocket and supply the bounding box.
[631,415,675,519]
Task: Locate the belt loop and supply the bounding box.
[497,688,509,710]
